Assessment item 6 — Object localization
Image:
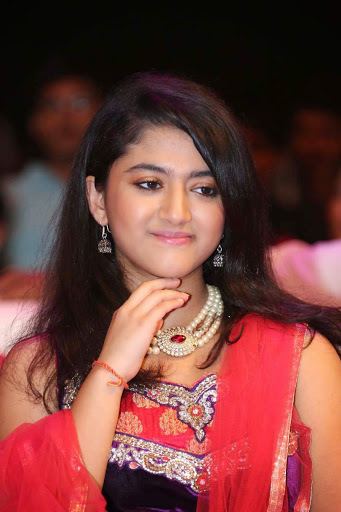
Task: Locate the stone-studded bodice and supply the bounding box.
[61,373,303,512]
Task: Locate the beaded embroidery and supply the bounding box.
[61,373,298,495]
[129,374,217,442]
[110,433,210,493]
[62,373,82,409]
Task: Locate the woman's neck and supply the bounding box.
[124,266,208,329]
[163,274,208,329]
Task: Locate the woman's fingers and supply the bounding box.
[123,278,181,309]
[130,288,190,319]
[143,297,188,328]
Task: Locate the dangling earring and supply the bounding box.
[213,244,224,267]
[98,225,112,253]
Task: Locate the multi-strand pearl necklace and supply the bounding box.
[148,284,224,357]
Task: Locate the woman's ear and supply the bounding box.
[86,176,108,225]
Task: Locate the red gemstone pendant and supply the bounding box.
[170,334,186,343]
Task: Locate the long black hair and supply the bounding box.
[20,71,340,411]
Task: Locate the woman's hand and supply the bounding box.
[98,278,189,382]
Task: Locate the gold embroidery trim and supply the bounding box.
[268,324,310,512]
[129,375,217,442]
[110,433,208,493]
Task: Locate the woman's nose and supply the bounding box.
[159,186,192,225]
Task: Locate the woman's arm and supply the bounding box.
[0,277,188,490]
[295,332,341,512]
[0,337,124,491]
[0,340,108,510]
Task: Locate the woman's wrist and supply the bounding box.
[91,359,129,389]
[97,346,135,383]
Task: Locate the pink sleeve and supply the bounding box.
[0,409,107,511]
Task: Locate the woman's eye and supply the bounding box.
[136,180,162,190]
[193,186,218,197]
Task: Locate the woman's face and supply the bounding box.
[87,125,225,281]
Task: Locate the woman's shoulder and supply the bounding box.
[2,333,50,370]
[299,331,341,372]
[0,333,54,403]
[0,333,53,440]
[294,330,341,502]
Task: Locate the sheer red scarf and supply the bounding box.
[0,409,106,511]
[0,315,310,511]
[197,314,310,512]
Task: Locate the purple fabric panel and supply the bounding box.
[104,455,301,511]
[286,453,301,511]
[103,463,197,511]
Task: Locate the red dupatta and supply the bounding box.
[0,314,311,511]
[0,409,106,511]
[197,314,311,512]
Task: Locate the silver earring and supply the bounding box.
[98,225,112,253]
[213,244,224,267]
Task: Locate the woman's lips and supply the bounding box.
[151,232,193,245]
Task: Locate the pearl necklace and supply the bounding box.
[148,284,224,357]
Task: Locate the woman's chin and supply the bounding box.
[119,254,203,282]
[150,265,200,280]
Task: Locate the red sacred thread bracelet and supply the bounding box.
[92,360,129,389]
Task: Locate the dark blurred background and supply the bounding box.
[1,3,340,143]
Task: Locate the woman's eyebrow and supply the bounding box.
[124,163,212,178]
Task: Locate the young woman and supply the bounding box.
[0,71,340,512]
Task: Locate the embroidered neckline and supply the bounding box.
[129,372,216,394]
[129,374,217,442]
[110,433,210,493]
[154,372,217,391]
[61,372,217,411]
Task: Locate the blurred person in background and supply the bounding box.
[0,195,8,270]
[270,169,341,306]
[0,115,22,178]
[326,167,341,239]
[0,67,103,299]
[241,120,282,194]
[243,109,341,306]
[269,104,341,243]
[0,114,22,271]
